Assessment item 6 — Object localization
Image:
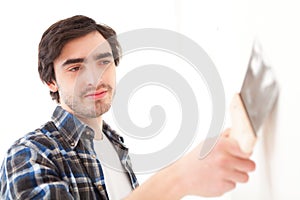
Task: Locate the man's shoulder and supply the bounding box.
[7,121,62,157]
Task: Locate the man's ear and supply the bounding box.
[47,81,58,92]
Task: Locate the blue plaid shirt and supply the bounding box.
[0,106,138,199]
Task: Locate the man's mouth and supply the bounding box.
[84,89,108,100]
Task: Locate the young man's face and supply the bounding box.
[50,31,116,119]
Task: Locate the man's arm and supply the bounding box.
[126,129,256,199]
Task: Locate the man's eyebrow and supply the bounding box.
[93,52,113,60]
[61,52,113,67]
[62,58,85,66]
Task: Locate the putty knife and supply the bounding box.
[230,42,279,153]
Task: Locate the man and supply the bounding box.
[0,15,255,199]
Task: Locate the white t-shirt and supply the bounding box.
[93,134,133,199]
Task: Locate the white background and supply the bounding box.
[0,0,300,199]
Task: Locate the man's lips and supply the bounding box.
[84,90,108,99]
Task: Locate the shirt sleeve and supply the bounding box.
[0,144,74,200]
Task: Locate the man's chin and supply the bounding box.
[70,103,110,119]
[90,103,112,117]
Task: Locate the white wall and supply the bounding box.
[0,0,299,199]
[177,1,300,199]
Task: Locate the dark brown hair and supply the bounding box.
[38,15,121,103]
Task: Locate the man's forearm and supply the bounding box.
[125,162,185,200]
[125,132,256,199]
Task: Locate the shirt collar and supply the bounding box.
[51,106,93,149]
[51,106,126,149]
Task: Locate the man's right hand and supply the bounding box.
[126,128,256,199]
[174,128,256,197]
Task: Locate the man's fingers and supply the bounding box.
[224,136,253,159]
[215,135,256,171]
[235,158,256,172]
[221,128,254,158]
[226,169,250,183]
[223,153,256,173]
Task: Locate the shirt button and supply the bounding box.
[92,155,96,159]
[97,185,103,190]
[86,131,90,135]
[70,141,75,146]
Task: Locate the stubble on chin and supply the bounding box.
[65,90,113,119]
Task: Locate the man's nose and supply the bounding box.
[84,63,105,86]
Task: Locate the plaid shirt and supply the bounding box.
[0,106,138,200]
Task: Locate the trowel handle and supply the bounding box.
[230,93,257,154]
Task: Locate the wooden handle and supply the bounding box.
[230,93,257,154]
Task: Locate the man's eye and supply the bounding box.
[98,60,111,66]
[68,66,81,72]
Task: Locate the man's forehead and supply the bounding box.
[54,32,112,67]
[88,42,112,58]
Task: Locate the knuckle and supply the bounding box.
[216,154,229,166]
[220,181,236,192]
[241,173,249,183]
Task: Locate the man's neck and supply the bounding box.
[78,116,103,140]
